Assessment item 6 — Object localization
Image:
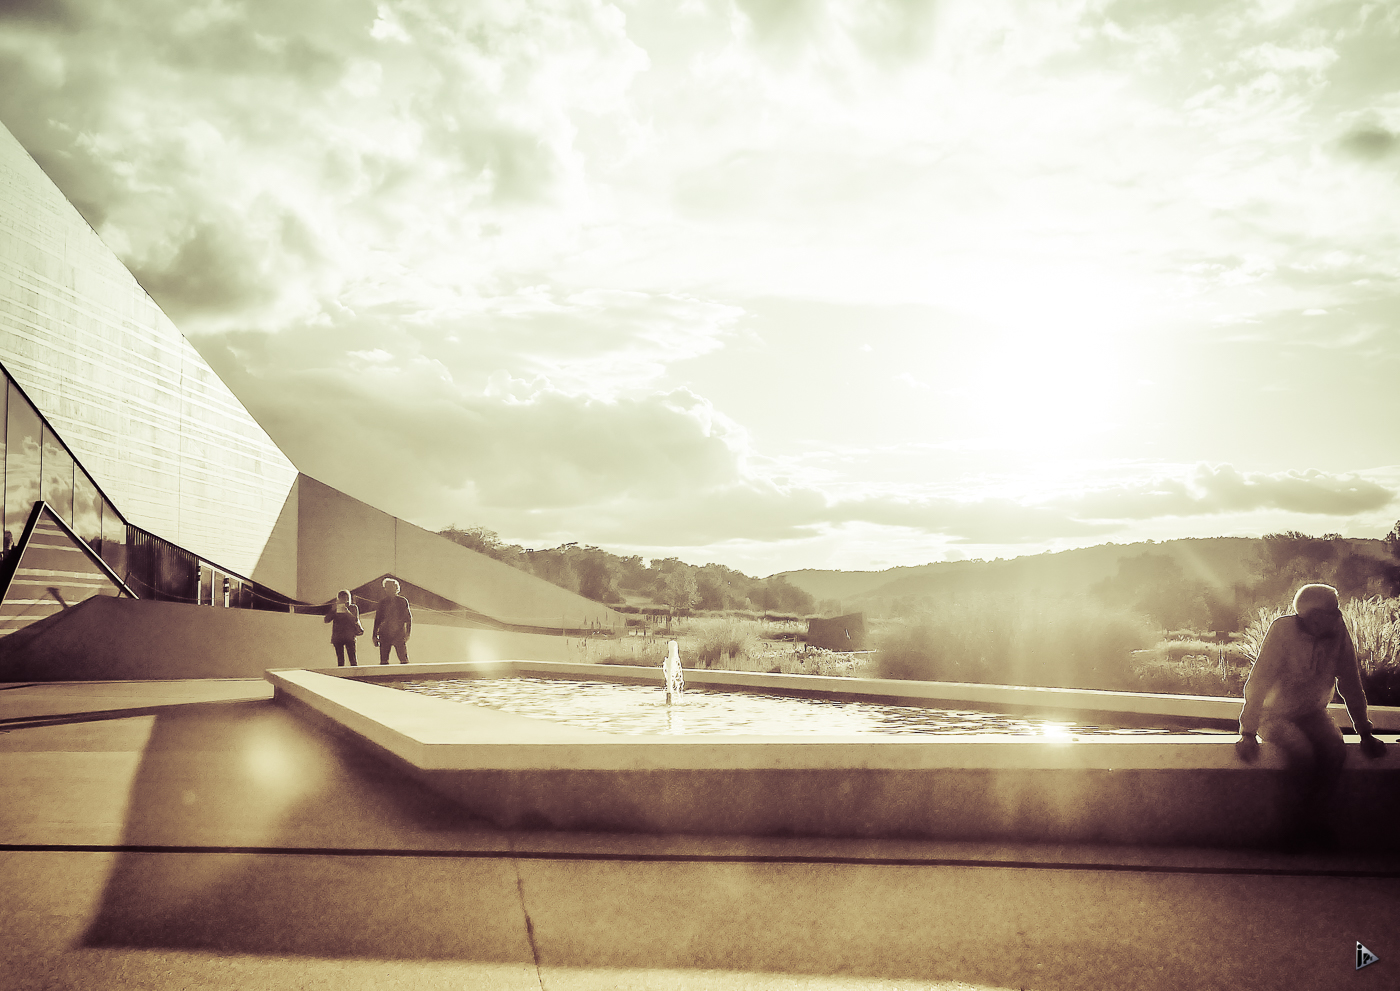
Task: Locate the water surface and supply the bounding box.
[389,676,1214,737]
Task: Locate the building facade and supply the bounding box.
[0,119,621,641]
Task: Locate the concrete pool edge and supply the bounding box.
[278,658,1400,733]
[266,663,1400,849]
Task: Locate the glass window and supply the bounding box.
[200,566,214,606]
[41,426,74,525]
[4,380,41,554]
[99,496,126,579]
[73,469,101,549]
[0,374,7,542]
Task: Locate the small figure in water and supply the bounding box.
[1236,582,1386,847]
[662,639,685,705]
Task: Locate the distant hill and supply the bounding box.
[778,536,1392,610]
[774,566,936,602]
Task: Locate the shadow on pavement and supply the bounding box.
[73,700,1400,988]
[79,701,534,961]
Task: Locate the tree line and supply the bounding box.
[1092,523,1400,632]
[437,526,815,615]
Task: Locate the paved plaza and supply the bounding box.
[1,680,1396,990]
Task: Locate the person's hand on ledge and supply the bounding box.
[1235,734,1260,762]
[1360,734,1387,759]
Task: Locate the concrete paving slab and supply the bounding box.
[0,678,272,724]
[0,849,540,991]
[515,850,1399,990]
[1,683,1397,990]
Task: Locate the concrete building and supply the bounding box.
[0,118,620,658]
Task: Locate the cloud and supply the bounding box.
[1063,464,1396,521]
[197,320,750,520]
[194,314,1400,572]
[731,0,941,61]
[6,0,1400,575]
[129,219,282,319]
[464,288,743,393]
[0,0,649,329]
[1339,124,1398,160]
[0,0,79,28]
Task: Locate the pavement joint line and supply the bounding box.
[513,865,546,990]
[0,697,269,729]
[1,843,1396,878]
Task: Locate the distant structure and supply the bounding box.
[0,118,621,643]
[806,612,866,652]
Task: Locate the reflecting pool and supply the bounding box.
[388,676,1217,737]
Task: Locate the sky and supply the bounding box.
[2,0,1398,577]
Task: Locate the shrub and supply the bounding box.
[681,616,763,667]
[1345,596,1400,706]
[1158,638,1249,665]
[871,593,1156,691]
[1130,641,1248,697]
[1238,605,1286,664]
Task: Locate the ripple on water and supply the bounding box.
[387,676,1206,737]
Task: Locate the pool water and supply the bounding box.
[389,676,1213,738]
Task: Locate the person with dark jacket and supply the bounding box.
[374,577,413,664]
[324,589,361,667]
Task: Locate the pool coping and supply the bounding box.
[265,661,1400,773]
[266,662,1400,846]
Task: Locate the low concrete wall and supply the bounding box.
[269,666,1400,850]
[0,598,572,680]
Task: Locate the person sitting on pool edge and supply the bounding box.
[373,577,413,665]
[1235,582,1386,844]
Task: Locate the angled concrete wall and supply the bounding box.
[250,478,299,595]
[0,120,298,579]
[0,596,574,680]
[295,474,623,630]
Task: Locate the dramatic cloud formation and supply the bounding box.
[2,0,1398,573]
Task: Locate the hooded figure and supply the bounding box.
[1236,583,1386,843]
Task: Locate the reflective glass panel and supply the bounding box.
[4,381,41,554]
[200,566,213,606]
[41,426,74,525]
[0,374,7,537]
[99,496,127,578]
[73,469,101,549]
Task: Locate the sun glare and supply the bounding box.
[923,258,1156,458]
[955,333,1131,455]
